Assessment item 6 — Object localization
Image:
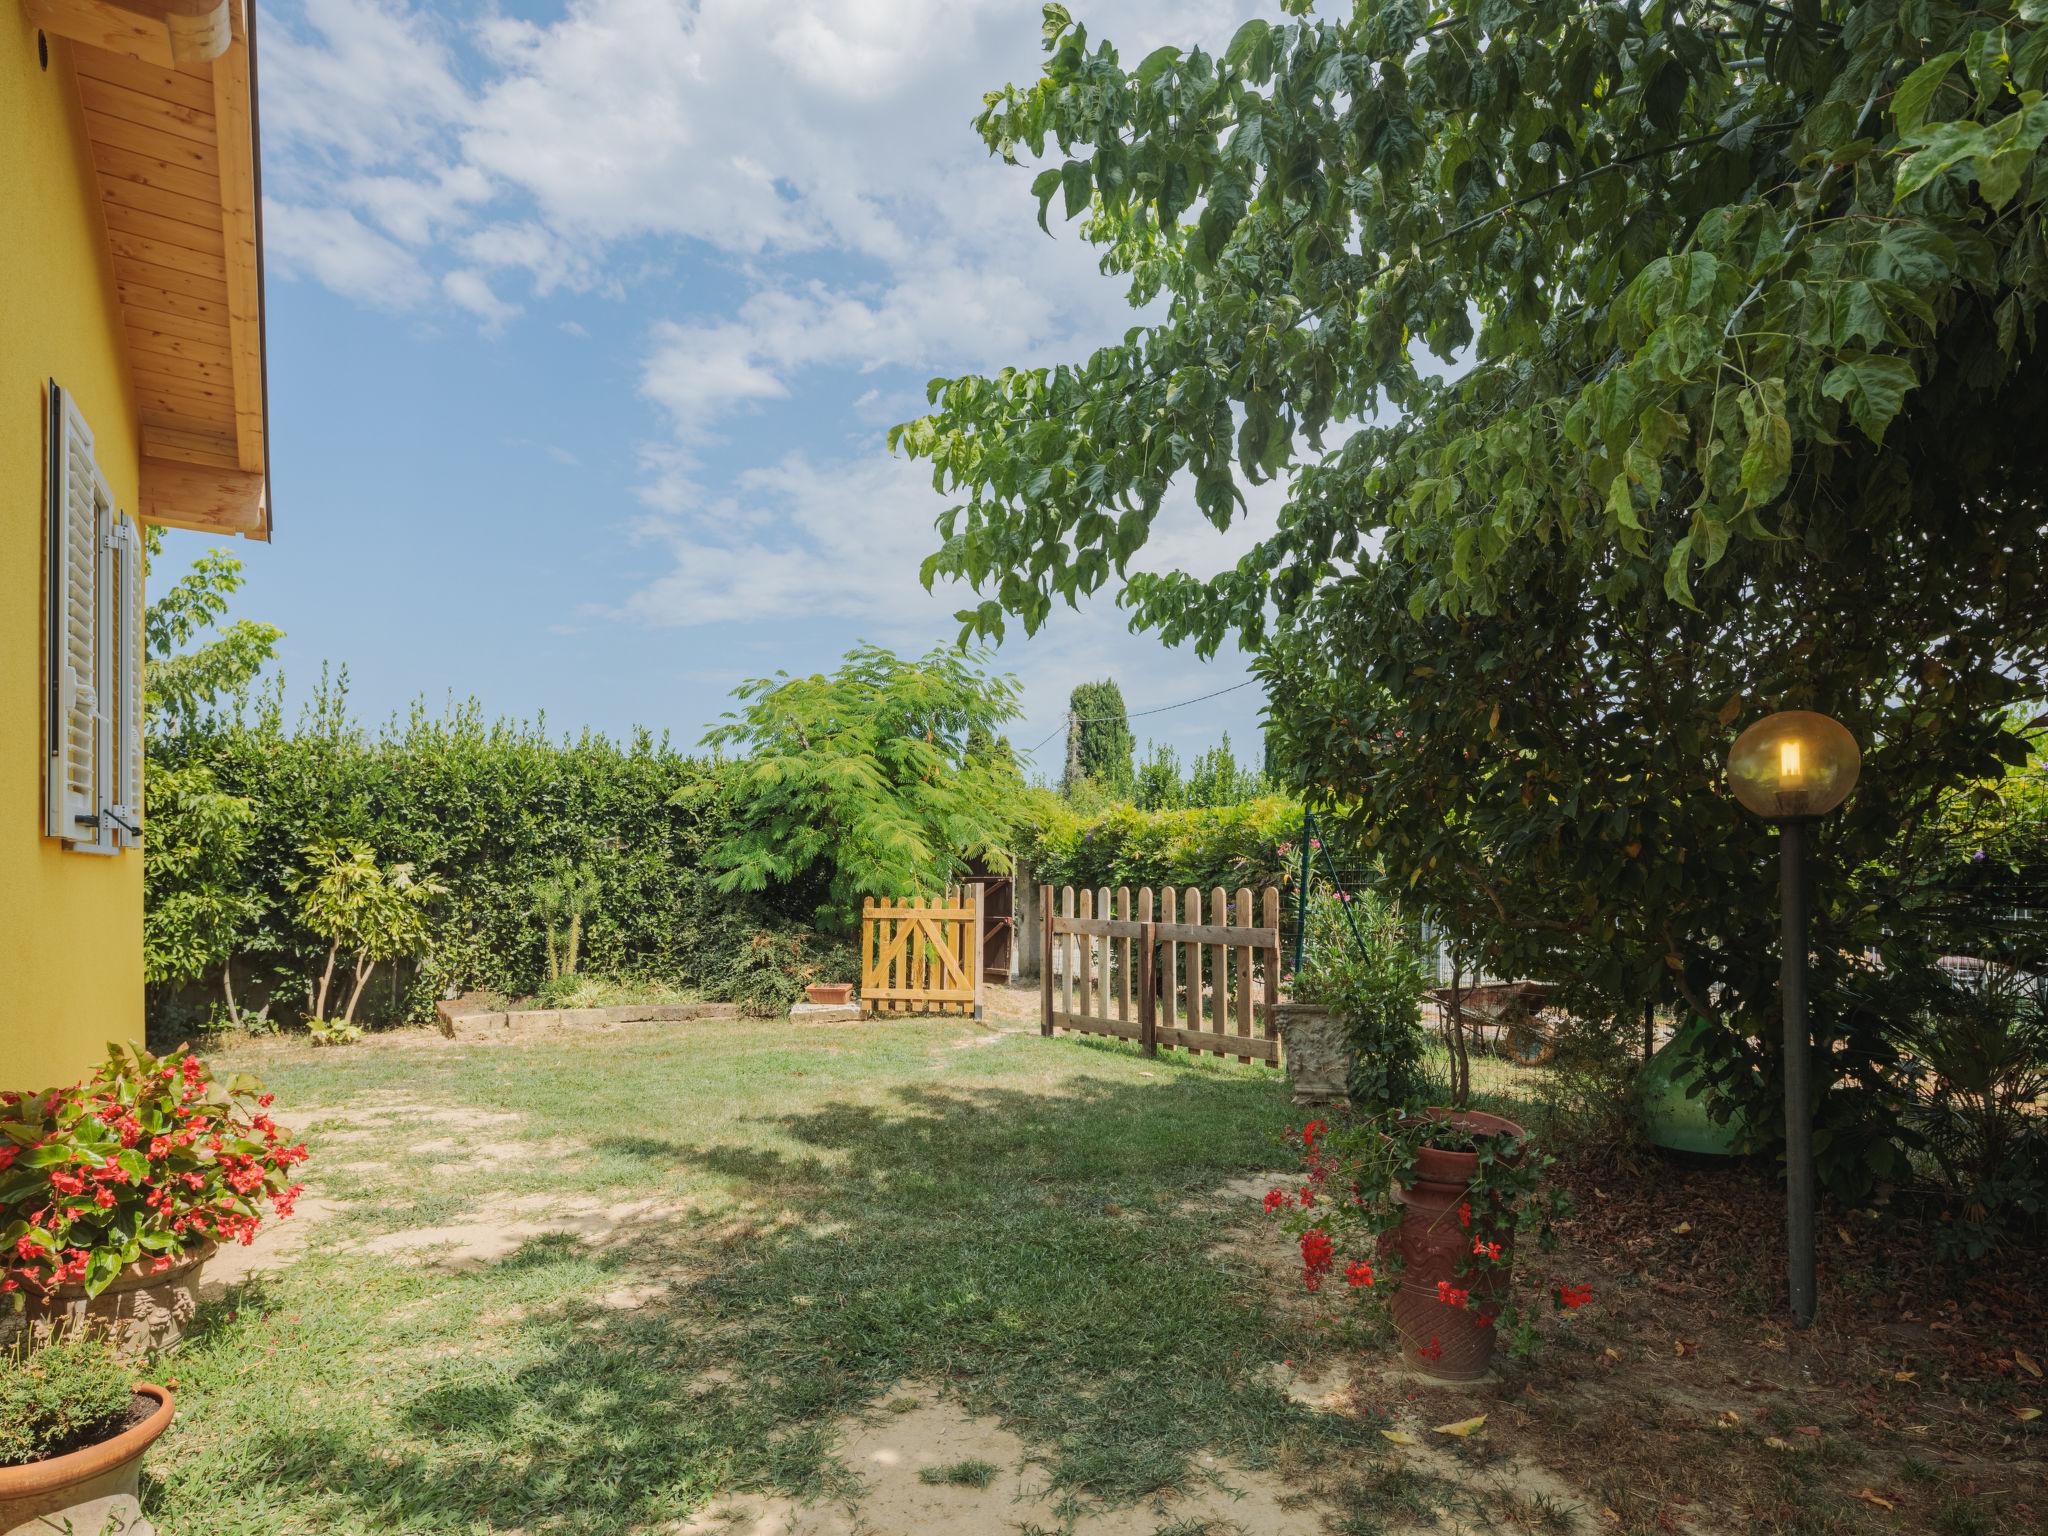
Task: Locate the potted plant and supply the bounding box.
[1283,882,1430,1110]
[2,1044,309,1355]
[0,1329,173,1533]
[1263,1111,1587,1381]
[804,983,855,1006]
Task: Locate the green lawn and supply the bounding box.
[144,1017,1384,1533]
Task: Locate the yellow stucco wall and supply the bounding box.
[0,17,145,1091]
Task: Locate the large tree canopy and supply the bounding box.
[899,0,2048,641]
[895,1,2048,1189]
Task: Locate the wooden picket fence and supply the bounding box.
[1041,885,1281,1064]
[860,892,983,1016]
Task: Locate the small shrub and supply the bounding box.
[699,925,858,1017]
[1536,1013,1648,1171]
[1894,965,2048,1258]
[918,1458,1000,1489]
[0,1331,134,1467]
[1292,884,1427,1112]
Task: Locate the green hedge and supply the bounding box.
[146,689,849,1035]
[1014,790,1303,894]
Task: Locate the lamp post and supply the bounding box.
[1726,710,1861,1329]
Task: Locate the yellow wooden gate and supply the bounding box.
[860,893,983,1016]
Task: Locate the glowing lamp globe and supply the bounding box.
[1726,711,1861,821]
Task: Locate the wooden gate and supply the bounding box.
[860,893,983,1016]
[1040,885,1281,1064]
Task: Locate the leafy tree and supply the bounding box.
[1185,733,1268,807]
[142,765,265,1022]
[1133,742,1186,809]
[140,538,282,1026]
[291,840,444,1027]
[895,1,2048,1191]
[700,644,1024,928]
[1066,677,1134,793]
[532,855,602,979]
[142,536,282,733]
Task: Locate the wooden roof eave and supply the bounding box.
[27,0,272,540]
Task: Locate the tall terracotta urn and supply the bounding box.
[1383,1108,1523,1381]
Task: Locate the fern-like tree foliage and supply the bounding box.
[701,645,1025,929]
[896,1,2048,1193]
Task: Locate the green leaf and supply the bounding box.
[1737,381,1792,505]
[1891,52,1962,135]
[1894,122,1985,202]
[1135,44,1180,88]
[1821,352,1919,443]
[1224,18,1270,71]
[1030,168,1061,234]
[1060,159,1092,221]
[1663,535,1697,607]
[1870,224,1954,287]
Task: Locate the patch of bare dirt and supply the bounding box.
[671,1385,1332,1535]
[355,1192,670,1269]
[199,1194,342,1302]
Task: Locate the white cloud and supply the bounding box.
[442,268,521,333]
[262,0,1278,706]
[262,0,469,169]
[264,200,432,307]
[621,451,954,628]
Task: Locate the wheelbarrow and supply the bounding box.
[1425,980,1562,1068]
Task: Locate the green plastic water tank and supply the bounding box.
[1638,1016,1748,1156]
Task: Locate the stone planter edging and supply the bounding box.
[436,1002,742,1039]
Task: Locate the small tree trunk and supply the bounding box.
[1447,958,1471,1108]
[314,941,340,1020]
[222,960,243,1030]
[566,913,583,976]
[343,954,376,1025]
[545,927,560,982]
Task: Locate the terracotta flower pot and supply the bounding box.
[0,1382,173,1536]
[2,1242,215,1359]
[1383,1107,1525,1382]
[805,983,855,1006]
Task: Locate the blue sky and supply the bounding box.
[154,0,1285,779]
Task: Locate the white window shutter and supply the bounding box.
[110,513,144,850]
[45,384,106,850]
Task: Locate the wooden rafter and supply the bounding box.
[30,0,273,538]
[25,0,232,67]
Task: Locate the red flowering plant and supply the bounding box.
[1260,1112,1589,1358]
[0,1044,308,1306]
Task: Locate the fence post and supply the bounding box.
[1040,885,1054,1037]
[971,892,985,1020]
[1138,918,1157,1057]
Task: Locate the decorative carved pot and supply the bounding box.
[0,1383,172,1536]
[1383,1108,1524,1382]
[1273,1003,1348,1107]
[3,1241,215,1358]
[805,983,855,1006]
